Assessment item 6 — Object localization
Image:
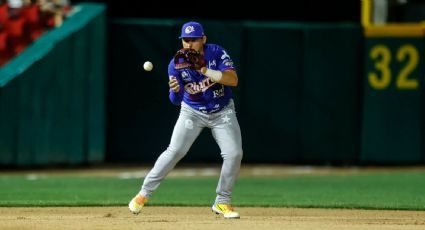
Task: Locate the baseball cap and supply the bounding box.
[179,21,204,39]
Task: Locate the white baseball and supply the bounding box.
[143,61,153,71]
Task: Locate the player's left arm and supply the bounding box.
[200,47,238,86]
[201,67,238,86]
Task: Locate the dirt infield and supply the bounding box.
[1,206,425,230]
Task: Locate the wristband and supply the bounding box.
[204,68,222,82]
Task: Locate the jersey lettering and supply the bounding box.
[213,85,225,98]
[184,78,216,94]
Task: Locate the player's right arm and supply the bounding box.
[168,76,183,105]
[169,76,180,92]
[168,61,184,105]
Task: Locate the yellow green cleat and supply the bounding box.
[212,203,240,219]
[128,194,148,214]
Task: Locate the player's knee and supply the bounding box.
[224,148,243,161]
[165,147,187,159]
[234,148,243,161]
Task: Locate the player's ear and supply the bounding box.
[202,36,207,44]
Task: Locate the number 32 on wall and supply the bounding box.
[368,44,419,90]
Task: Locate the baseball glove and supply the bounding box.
[174,48,206,70]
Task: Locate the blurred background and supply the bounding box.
[0,0,424,168]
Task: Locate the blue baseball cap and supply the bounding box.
[179,21,204,39]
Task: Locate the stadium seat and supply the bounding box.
[0,3,8,25]
[5,16,27,54]
[0,30,11,66]
[22,3,44,41]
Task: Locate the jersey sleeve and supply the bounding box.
[216,46,236,72]
[168,60,179,77]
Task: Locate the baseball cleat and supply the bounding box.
[212,203,240,219]
[128,194,148,214]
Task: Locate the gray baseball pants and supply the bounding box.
[139,100,243,204]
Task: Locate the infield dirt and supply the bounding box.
[1,206,425,230]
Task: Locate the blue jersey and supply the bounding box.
[168,43,236,114]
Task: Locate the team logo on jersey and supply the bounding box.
[184,78,216,94]
[185,26,195,34]
[181,71,192,81]
[221,50,230,60]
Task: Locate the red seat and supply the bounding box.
[0,31,7,51]
[6,17,25,38]
[21,4,44,41]
[21,4,40,24]
[0,4,8,25]
[0,55,11,66]
[0,30,12,66]
[5,17,28,54]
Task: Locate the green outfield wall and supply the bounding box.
[107,20,424,165]
[361,27,424,164]
[106,20,365,165]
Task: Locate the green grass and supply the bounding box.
[1,172,425,210]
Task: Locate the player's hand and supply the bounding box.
[169,77,180,92]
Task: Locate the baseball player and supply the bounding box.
[129,21,243,219]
